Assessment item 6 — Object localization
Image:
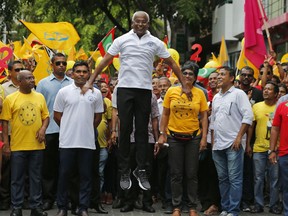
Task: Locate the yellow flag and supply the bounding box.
[218,36,229,66]
[237,38,259,78]
[0,41,8,48]
[89,51,101,62]
[67,47,76,61]
[75,48,88,60]
[211,52,219,64]
[33,50,52,85]
[20,20,80,50]
[12,41,22,59]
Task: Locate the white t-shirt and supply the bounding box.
[54,83,104,149]
[108,30,170,90]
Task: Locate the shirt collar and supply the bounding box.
[49,73,71,82]
[129,29,150,37]
[220,85,235,95]
[7,80,19,88]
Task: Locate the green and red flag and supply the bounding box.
[98,26,116,57]
[197,68,217,87]
[163,35,170,49]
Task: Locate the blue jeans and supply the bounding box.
[212,146,244,216]
[253,152,279,208]
[11,150,44,209]
[279,154,288,215]
[99,148,108,191]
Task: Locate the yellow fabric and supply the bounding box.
[237,38,259,78]
[20,20,80,50]
[97,98,112,148]
[33,49,52,85]
[163,86,208,134]
[218,36,229,66]
[0,91,49,151]
[0,85,5,99]
[252,101,275,152]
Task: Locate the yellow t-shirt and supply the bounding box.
[252,101,275,152]
[0,84,4,100]
[163,86,208,134]
[97,97,112,148]
[0,91,49,151]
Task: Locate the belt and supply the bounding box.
[169,129,199,141]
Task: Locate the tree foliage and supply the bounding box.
[1,0,215,52]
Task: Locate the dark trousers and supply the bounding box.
[168,135,200,209]
[42,133,59,204]
[57,148,94,212]
[0,157,11,206]
[11,150,44,209]
[242,154,254,205]
[90,141,101,207]
[198,143,221,211]
[117,88,151,174]
[124,143,153,207]
[157,148,172,206]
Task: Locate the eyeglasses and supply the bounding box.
[55,61,67,66]
[14,68,25,72]
[183,71,194,76]
[240,73,253,78]
[260,71,271,75]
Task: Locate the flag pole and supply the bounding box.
[257,0,273,52]
[88,47,99,63]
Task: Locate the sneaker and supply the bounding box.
[219,211,228,216]
[133,169,151,190]
[241,202,251,212]
[120,170,132,190]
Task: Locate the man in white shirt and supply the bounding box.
[82,11,190,191]
[54,61,103,216]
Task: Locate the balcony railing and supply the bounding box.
[263,0,288,19]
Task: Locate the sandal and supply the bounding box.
[189,209,199,216]
[204,205,218,216]
[172,208,181,216]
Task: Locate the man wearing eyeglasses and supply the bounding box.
[238,66,264,212]
[0,60,24,210]
[36,53,72,211]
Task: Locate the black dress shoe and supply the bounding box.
[55,209,67,216]
[0,202,10,210]
[269,205,282,214]
[250,204,263,213]
[112,199,124,209]
[71,208,78,215]
[142,205,155,213]
[93,204,108,214]
[43,202,53,211]
[30,208,48,216]
[10,208,23,216]
[78,210,89,216]
[120,204,134,212]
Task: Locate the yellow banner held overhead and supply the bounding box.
[20,20,80,50]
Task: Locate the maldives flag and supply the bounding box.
[98,27,116,57]
[244,0,267,68]
[163,35,170,48]
[197,68,217,87]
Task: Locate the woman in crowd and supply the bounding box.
[157,61,208,216]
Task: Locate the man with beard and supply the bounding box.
[238,66,264,212]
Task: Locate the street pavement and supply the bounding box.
[0,202,277,216]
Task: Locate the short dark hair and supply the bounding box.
[240,66,254,75]
[266,81,279,94]
[72,61,89,72]
[181,61,200,81]
[8,60,22,71]
[278,83,287,94]
[272,75,281,84]
[51,53,66,63]
[219,66,235,78]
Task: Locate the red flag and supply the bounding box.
[244,0,267,68]
[97,27,116,57]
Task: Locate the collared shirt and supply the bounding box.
[157,97,164,117]
[54,82,104,150]
[211,86,253,150]
[36,74,72,134]
[2,80,19,98]
[108,30,170,90]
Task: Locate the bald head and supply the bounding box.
[17,70,32,81]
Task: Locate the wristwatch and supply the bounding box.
[159,131,165,135]
[268,150,276,155]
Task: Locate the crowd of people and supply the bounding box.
[0,10,288,216]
